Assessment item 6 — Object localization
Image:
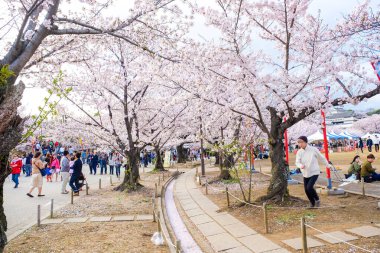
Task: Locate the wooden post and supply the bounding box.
[226,186,230,207]
[155,183,158,198]
[50,199,54,218]
[196,166,198,177]
[205,179,208,195]
[301,217,308,253]
[162,172,165,182]
[110,176,113,186]
[86,183,89,195]
[37,205,41,227]
[157,210,162,232]
[99,178,101,189]
[361,178,365,196]
[263,203,269,234]
[152,193,156,222]
[198,175,201,185]
[158,176,161,186]
[176,240,181,253]
[71,190,74,204]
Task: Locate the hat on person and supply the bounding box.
[298,136,308,143]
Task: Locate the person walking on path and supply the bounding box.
[24,152,33,177]
[361,154,380,182]
[367,136,373,152]
[296,136,333,208]
[50,155,61,182]
[10,155,22,188]
[69,153,83,196]
[27,152,45,197]
[99,153,107,175]
[358,137,364,153]
[90,151,98,175]
[374,135,380,152]
[109,152,115,175]
[60,151,71,194]
[115,153,122,178]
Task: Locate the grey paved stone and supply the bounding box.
[197,222,225,237]
[208,232,242,252]
[89,216,112,222]
[180,199,195,205]
[213,213,240,226]
[41,218,65,225]
[190,214,213,225]
[64,217,89,223]
[224,223,257,238]
[314,231,358,244]
[346,225,380,238]
[185,208,204,217]
[281,237,324,250]
[224,245,252,253]
[182,202,198,211]
[135,215,154,221]
[239,234,282,252]
[112,215,135,221]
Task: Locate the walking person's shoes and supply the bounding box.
[26,193,34,198]
[307,203,315,209]
[315,200,321,208]
[38,194,45,197]
[73,192,79,196]
[61,191,69,194]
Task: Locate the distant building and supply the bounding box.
[326,106,365,128]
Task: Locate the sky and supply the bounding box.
[15,0,380,115]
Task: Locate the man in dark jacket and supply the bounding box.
[90,151,99,175]
[367,137,373,152]
[69,153,82,196]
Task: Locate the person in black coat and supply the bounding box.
[69,153,82,195]
[358,137,364,153]
[90,151,99,175]
[367,137,373,152]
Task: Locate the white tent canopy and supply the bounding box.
[307,131,327,142]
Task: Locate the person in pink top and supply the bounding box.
[50,155,61,182]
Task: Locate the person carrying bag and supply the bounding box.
[27,152,46,197]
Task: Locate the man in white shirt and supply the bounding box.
[296,136,333,208]
[374,135,379,152]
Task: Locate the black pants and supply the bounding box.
[69,176,80,193]
[109,165,114,175]
[368,146,372,152]
[303,175,319,206]
[375,144,379,152]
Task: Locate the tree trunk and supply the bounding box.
[154,146,164,171]
[115,148,141,191]
[0,79,24,251]
[176,143,187,163]
[219,154,233,180]
[214,151,220,165]
[259,109,288,202]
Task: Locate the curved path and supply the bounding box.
[173,168,290,253]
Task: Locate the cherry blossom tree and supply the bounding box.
[185,0,380,201]
[353,114,380,133]
[0,0,192,248]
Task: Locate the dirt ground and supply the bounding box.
[5,170,171,253]
[203,169,380,253]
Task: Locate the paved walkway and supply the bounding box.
[4,163,154,241]
[174,169,290,253]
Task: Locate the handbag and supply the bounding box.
[34,161,46,177]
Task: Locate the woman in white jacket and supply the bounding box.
[296,136,332,208]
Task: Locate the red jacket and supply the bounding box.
[10,159,22,174]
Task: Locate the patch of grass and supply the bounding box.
[304,211,316,219]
